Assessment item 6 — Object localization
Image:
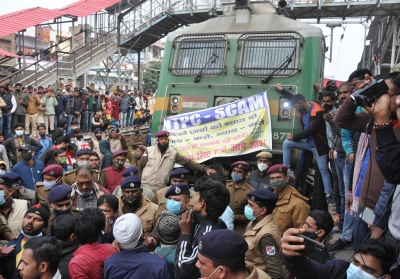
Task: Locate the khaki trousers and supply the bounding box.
[44,115,55,131]
[25,114,38,137]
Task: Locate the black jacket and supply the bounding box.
[174,212,227,279]
[3,136,43,166]
[58,240,78,279]
[281,89,329,156]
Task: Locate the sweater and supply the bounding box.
[26,94,42,114]
[42,96,58,115]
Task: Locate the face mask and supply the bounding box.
[114,161,124,169]
[111,134,117,139]
[53,207,71,216]
[96,135,102,140]
[200,265,221,279]
[323,103,334,111]
[76,189,93,197]
[77,161,90,167]
[20,230,43,239]
[43,180,58,190]
[76,135,83,140]
[134,130,139,134]
[301,231,320,240]
[58,157,67,166]
[122,194,141,206]
[21,152,32,161]
[16,131,24,136]
[134,152,141,159]
[244,206,259,221]
[166,199,182,215]
[270,179,287,190]
[258,164,269,172]
[16,89,21,92]
[0,190,7,205]
[231,173,243,182]
[346,263,382,279]
[0,170,6,175]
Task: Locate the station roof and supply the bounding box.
[0,0,120,38]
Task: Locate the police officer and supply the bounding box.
[46,184,79,233]
[0,172,34,201]
[269,164,310,236]
[151,168,195,215]
[35,164,64,204]
[118,176,158,233]
[226,161,254,233]
[164,184,191,217]
[111,166,154,200]
[100,150,128,193]
[62,149,101,185]
[130,145,146,167]
[243,189,284,279]
[248,152,274,190]
[196,229,271,279]
[130,125,146,149]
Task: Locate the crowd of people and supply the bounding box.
[0,67,400,279]
[0,83,155,138]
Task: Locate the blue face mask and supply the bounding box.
[347,263,383,279]
[231,173,243,182]
[76,189,94,197]
[43,180,58,190]
[0,190,7,206]
[244,206,256,221]
[166,199,182,215]
[20,230,43,239]
[16,131,24,137]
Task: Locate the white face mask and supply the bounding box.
[257,163,269,172]
[77,161,90,167]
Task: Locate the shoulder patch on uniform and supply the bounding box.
[266,246,276,255]
[64,170,75,175]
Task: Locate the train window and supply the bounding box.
[236,33,302,76]
[170,35,228,76]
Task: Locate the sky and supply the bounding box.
[1,0,366,81]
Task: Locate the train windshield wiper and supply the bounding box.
[261,48,296,84]
[194,51,218,83]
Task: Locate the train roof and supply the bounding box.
[167,4,323,40]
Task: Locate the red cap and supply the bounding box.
[42,164,63,177]
[231,161,249,170]
[267,164,288,175]
[155,130,169,138]
[113,150,128,158]
[137,145,146,152]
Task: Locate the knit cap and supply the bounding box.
[157,213,181,245]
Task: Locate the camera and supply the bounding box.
[350,79,389,107]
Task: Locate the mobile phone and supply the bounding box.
[1,245,15,256]
[360,207,375,225]
[289,234,326,264]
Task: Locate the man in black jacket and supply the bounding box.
[3,123,42,166]
[175,179,230,279]
[275,84,332,201]
[51,214,78,279]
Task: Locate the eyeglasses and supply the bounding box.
[76,181,93,187]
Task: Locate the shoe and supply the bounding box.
[326,195,336,206]
[331,225,341,233]
[287,168,298,180]
[327,238,351,253]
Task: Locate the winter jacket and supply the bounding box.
[69,242,117,279]
[174,212,227,279]
[56,95,68,114]
[0,233,24,278]
[273,186,310,235]
[104,245,175,279]
[12,158,45,190]
[57,240,78,279]
[283,255,348,279]
[13,92,27,115]
[34,135,53,160]
[118,97,130,113]
[334,96,400,210]
[3,136,43,166]
[281,89,329,156]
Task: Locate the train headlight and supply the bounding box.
[279,98,292,119]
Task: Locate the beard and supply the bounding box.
[23,223,43,236]
[157,142,169,152]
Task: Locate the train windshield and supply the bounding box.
[170,35,228,76]
[236,33,301,76]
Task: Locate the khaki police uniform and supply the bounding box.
[46,207,80,233]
